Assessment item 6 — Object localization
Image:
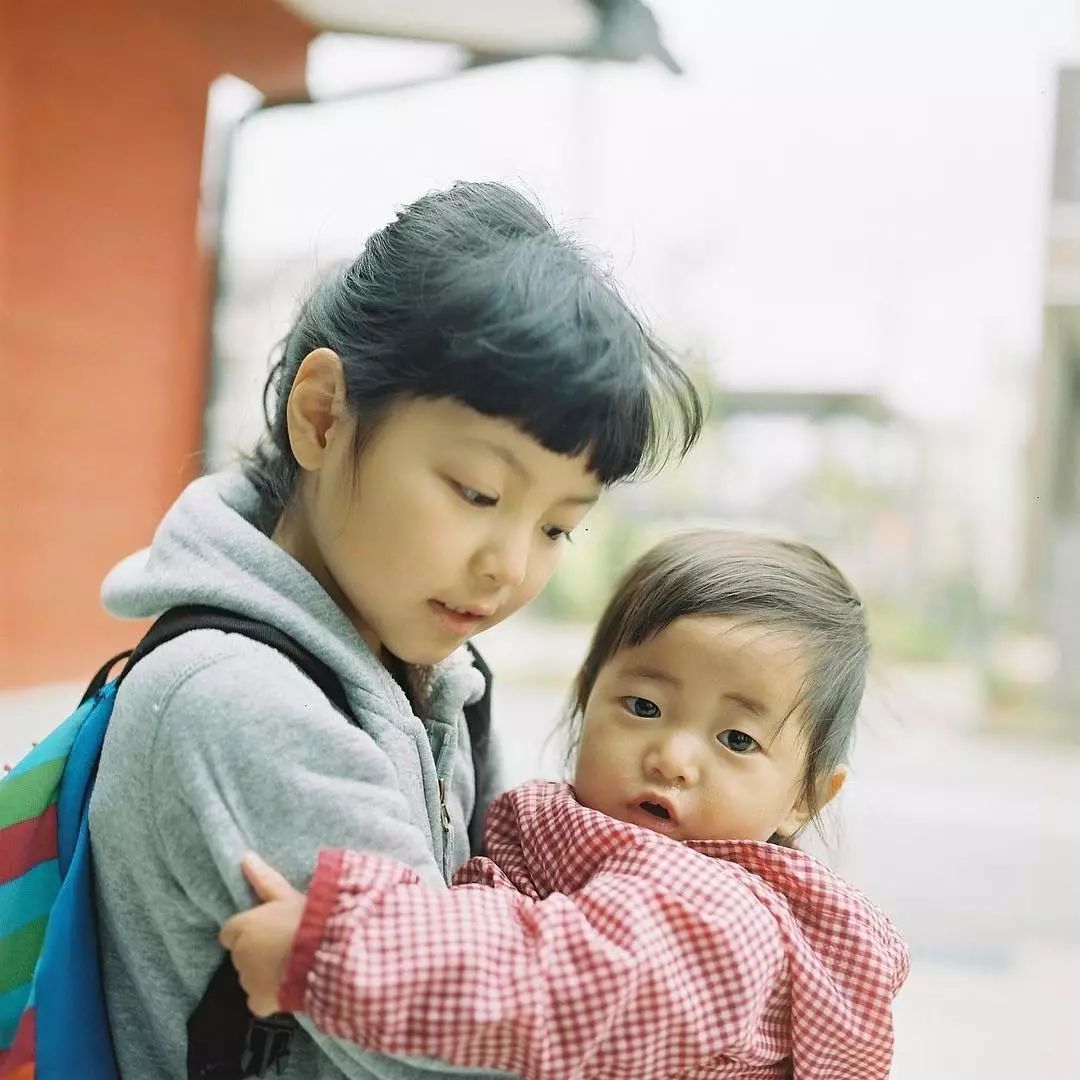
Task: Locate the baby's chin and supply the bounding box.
[599,802,768,845]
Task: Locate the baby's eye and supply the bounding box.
[717,729,758,754]
[455,483,498,508]
[621,696,661,719]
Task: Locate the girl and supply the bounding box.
[222,530,910,1080]
[87,181,702,1080]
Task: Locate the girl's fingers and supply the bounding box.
[242,852,298,903]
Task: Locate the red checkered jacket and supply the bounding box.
[280,781,909,1079]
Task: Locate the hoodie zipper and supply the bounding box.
[437,777,454,875]
[437,778,452,830]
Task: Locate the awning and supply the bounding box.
[276,0,680,73]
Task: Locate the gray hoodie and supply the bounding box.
[88,471,511,1079]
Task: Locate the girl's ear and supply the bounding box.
[775,764,848,841]
[285,349,348,471]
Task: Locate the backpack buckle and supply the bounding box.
[239,1015,294,1077]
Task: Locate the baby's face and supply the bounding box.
[573,615,814,843]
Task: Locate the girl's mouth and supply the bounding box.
[640,801,671,820]
[429,600,488,634]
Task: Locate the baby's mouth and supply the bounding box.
[640,800,671,821]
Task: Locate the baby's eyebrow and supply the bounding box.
[618,667,780,726]
[722,692,768,717]
[619,665,682,687]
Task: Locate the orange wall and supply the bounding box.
[0,0,312,687]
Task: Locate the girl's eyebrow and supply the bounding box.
[464,437,531,479]
[560,490,602,508]
[464,437,600,506]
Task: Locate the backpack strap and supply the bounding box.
[93,605,493,1079]
[123,606,353,715]
[462,642,493,857]
[79,606,352,718]
[82,606,353,1079]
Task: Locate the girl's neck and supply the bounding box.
[271,505,384,661]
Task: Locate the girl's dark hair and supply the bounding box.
[569,530,870,846]
[244,181,703,516]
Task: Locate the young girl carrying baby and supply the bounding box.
[87,179,703,1080]
[222,530,910,1080]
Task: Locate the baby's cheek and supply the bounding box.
[573,740,613,807]
[570,745,596,796]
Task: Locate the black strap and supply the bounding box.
[81,650,133,706]
[188,957,294,1080]
[86,605,492,1079]
[463,642,493,858]
[124,606,353,716]
[79,607,350,1079]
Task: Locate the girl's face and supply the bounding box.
[278,365,600,665]
[573,615,824,843]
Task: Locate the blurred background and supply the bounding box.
[3,1,1079,1075]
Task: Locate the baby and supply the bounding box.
[222,530,909,1079]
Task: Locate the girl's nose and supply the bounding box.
[646,732,702,787]
[476,526,531,588]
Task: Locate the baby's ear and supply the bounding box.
[817,763,848,810]
[776,764,848,841]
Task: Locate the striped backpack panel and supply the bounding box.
[0,606,494,1080]
[0,605,394,1080]
[0,681,119,1080]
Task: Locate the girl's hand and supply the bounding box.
[219,853,306,1017]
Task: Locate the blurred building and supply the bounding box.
[0,0,673,688]
[1028,66,1080,714]
[0,0,314,687]
[620,390,930,611]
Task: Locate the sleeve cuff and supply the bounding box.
[278,848,346,1012]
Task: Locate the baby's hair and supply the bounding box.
[245,181,703,517]
[568,529,869,845]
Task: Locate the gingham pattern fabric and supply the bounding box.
[281,782,908,1080]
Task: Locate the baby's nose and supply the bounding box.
[647,732,702,786]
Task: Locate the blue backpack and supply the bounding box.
[0,606,492,1080]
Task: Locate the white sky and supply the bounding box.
[219,0,1080,424]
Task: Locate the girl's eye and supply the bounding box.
[621,696,661,719]
[717,729,758,754]
[542,524,573,542]
[455,483,498,508]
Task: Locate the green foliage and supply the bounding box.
[866,598,957,663]
[532,507,652,622]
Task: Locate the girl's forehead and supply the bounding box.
[390,397,602,498]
